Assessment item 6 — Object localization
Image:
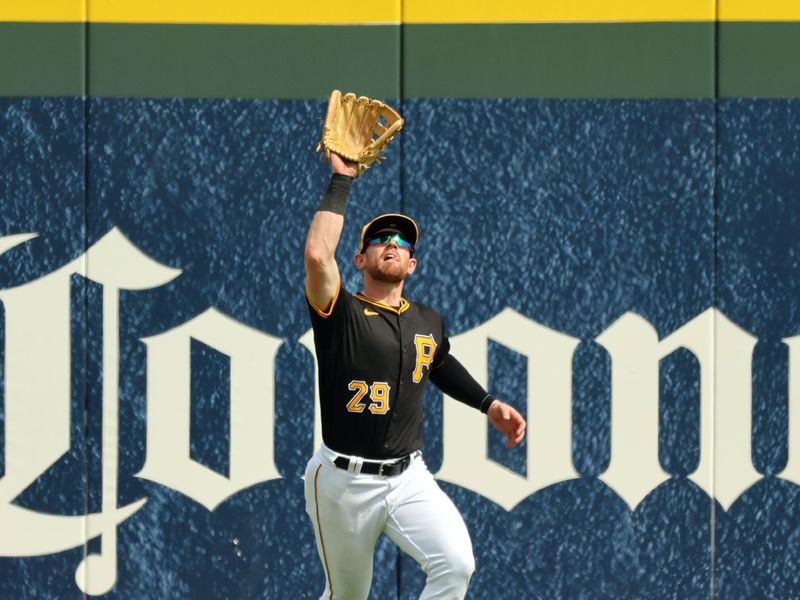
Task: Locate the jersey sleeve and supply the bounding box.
[307,278,345,318]
[306,280,352,341]
[429,354,494,413]
[429,317,494,413]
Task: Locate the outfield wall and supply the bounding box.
[1,3,799,598]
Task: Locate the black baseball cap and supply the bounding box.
[359,213,419,253]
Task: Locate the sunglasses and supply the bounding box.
[367,232,415,254]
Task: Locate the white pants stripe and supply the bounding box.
[304,445,475,600]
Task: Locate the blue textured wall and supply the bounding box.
[0,97,798,598]
[715,99,800,600]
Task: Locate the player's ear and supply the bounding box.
[406,257,417,276]
[353,252,365,270]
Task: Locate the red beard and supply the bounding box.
[365,257,407,284]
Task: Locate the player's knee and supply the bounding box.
[449,551,475,583]
[428,549,475,590]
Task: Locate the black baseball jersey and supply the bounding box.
[307,285,450,459]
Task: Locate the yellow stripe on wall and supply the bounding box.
[1,0,85,22]
[86,0,400,25]
[1,0,800,25]
[404,0,715,24]
[719,0,800,20]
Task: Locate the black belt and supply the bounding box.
[333,454,413,476]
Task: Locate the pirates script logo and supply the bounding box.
[1,228,799,595]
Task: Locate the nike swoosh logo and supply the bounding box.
[364,308,379,316]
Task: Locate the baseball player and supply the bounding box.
[303,150,527,600]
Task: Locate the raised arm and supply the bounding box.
[304,154,358,312]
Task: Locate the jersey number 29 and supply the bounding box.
[346,381,391,415]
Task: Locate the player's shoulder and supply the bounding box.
[307,282,360,322]
[337,286,361,309]
[404,297,443,321]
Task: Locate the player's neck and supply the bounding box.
[361,280,405,308]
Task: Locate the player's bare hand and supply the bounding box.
[487,400,526,448]
[330,152,359,178]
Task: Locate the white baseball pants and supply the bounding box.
[304,445,475,600]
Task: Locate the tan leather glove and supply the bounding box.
[317,90,404,177]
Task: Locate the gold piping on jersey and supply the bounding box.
[307,280,341,319]
[355,293,411,315]
[313,465,334,599]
